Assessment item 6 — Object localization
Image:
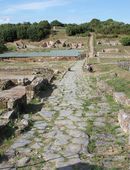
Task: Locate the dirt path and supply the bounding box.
[89,33,94,58]
[0,60,128,170]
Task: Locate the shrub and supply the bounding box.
[120,36,130,46]
[0,43,8,53]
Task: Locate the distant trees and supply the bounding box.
[51,20,64,27]
[120,37,130,46]
[16,23,30,39]
[0,19,130,42]
[66,19,130,36]
[0,20,51,42]
[66,23,92,36]
[0,24,17,42]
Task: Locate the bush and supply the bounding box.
[0,43,8,53]
[120,36,130,46]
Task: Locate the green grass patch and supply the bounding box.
[88,139,96,153]
[30,98,41,105]
[107,77,130,98]
[104,123,119,135]
[86,119,95,136]
[106,94,121,113]
[97,64,117,72]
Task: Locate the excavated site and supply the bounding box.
[0,34,130,170]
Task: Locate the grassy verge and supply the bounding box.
[107,77,130,98]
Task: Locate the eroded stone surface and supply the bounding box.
[0,60,128,170]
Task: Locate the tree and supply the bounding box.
[51,20,64,27]
[16,24,29,39]
[27,25,49,41]
[0,24,17,42]
[38,20,51,29]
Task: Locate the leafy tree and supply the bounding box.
[51,20,64,27]
[38,20,51,29]
[0,24,17,42]
[27,25,49,41]
[16,24,29,39]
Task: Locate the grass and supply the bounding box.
[30,98,41,105]
[104,123,119,135]
[83,97,101,111]
[88,139,96,153]
[86,119,94,136]
[107,77,130,98]
[106,94,121,113]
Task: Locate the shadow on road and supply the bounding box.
[57,162,105,170]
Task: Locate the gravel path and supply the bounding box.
[89,33,94,58]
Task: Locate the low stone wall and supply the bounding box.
[1,55,83,62]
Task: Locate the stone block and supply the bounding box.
[0,86,26,112]
[118,110,130,133]
[113,92,127,105]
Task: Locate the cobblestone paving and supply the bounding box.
[0,60,129,170]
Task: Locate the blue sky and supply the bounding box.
[0,0,130,24]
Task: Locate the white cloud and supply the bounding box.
[0,16,11,23]
[4,0,69,13]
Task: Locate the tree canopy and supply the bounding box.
[66,19,130,36]
[51,20,64,27]
[0,19,130,43]
[0,20,51,42]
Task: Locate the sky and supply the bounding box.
[0,0,130,24]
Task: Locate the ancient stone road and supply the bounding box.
[0,60,129,169]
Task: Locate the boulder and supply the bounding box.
[15,40,27,49]
[41,42,48,48]
[26,77,49,102]
[0,86,26,112]
[97,41,102,45]
[0,110,14,120]
[17,119,29,132]
[0,119,9,128]
[71,43,78,49]
[77,43,84,49]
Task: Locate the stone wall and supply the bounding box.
[0,55,85,63]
